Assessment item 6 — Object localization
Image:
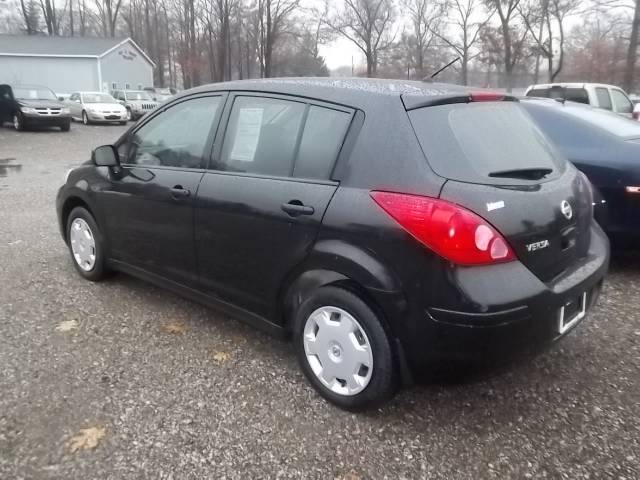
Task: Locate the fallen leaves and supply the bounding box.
[212,351,230,363]
[55,320,78,332]
[68,426,106,453]
[162,321,187,335]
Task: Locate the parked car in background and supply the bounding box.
[522,98,640,244]
[144,87,177,103]
[111,89,159,121]
[525,83,637,119]
[66,92,127,125]
[0,84,71,131]
[57,79,608,410]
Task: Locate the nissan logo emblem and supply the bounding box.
[561,200,573,220]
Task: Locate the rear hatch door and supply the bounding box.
[406,98,593,282]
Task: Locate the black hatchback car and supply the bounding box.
[56,79,609,410]
[0,84,71,131]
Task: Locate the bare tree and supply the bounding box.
[521,0,578,82]
[403,0,441,78]
[95,0,123,36]
[19,0,41,33]
[485,0,528,91]
[256,0,299,77]
[434,0,492,84]
[328,0,396,77]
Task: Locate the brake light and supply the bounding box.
[627,186,640,194]
[370,191,516,266]
[469,91,505,102]
[633,112,640,120]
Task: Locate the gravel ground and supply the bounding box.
[0,122,639,480]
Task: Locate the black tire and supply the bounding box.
[119,121,127,126]
[13,113,24,131]
[293,286,398,411]
[126,107,132,121]
[82,110,89,125]
[60,120,71,132]
[65,207,109,281]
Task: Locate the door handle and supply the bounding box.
[281,200,314,217]
[170,185,191,198]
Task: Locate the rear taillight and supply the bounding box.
[626,186,640,194]
[633,112,640,120]
[370,191,516,266]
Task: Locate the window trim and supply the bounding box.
[117,92,228,171]
[208,91,355,183]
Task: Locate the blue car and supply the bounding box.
[522,98,640,244]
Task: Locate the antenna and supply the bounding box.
[426,57,461,81]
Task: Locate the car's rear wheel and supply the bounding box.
[293,286,397,410]
[66,207,109,281]
[82,111,89,125]
[13,113,23,131]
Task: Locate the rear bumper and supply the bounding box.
[389,222,610,372]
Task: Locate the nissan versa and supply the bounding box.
[56,78,609,410]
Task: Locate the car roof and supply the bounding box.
[186,77,487,110]
[527,82,623,90]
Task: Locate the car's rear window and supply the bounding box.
[408,102,565,185]
[526,87,589,105]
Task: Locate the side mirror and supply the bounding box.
[92,145,120,167]
[58,96,65,101]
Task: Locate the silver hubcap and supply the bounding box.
[303,306,373,396]
[69,218,96,271]
[83,112,88,124]
[13,115,19,129]
[126,109,131,120]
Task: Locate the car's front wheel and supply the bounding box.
[66,207,109,281]
[293,286,397,410]
[13,113,23,131]
[82,111,89,125]
[60,120,71,132]
[126,107,132,121]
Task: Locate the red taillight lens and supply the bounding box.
[370,191,516,266]
[469,91,505,102]
[633,112,640,120]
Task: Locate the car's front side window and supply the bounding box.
[125,96,222,169]
[217,96,306,177]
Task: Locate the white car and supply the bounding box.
[525,83,638,120]
[66,91,128,125]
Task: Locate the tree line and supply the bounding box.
[1,0,640,92]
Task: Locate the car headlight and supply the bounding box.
[20,107,37,114]
[61,107,71,114]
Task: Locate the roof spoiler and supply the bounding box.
[403,92,519,111]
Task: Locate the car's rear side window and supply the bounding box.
[294,106,350,180]
[595,88,612,110]
[408,102,564,185]
[611,89,633,113]
[527,88,549,98]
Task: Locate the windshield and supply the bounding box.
[82,93,116,103]
[13,87,57,101]
[126,91,152,101]
[562,103,640,138]
[408,102,565,185]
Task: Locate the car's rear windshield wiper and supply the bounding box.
[488,168,553,180]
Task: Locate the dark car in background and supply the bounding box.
[0,84,71,131]
[522,98,640,244]
[56,79,609,410]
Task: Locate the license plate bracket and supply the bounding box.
[558,292,587,334]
